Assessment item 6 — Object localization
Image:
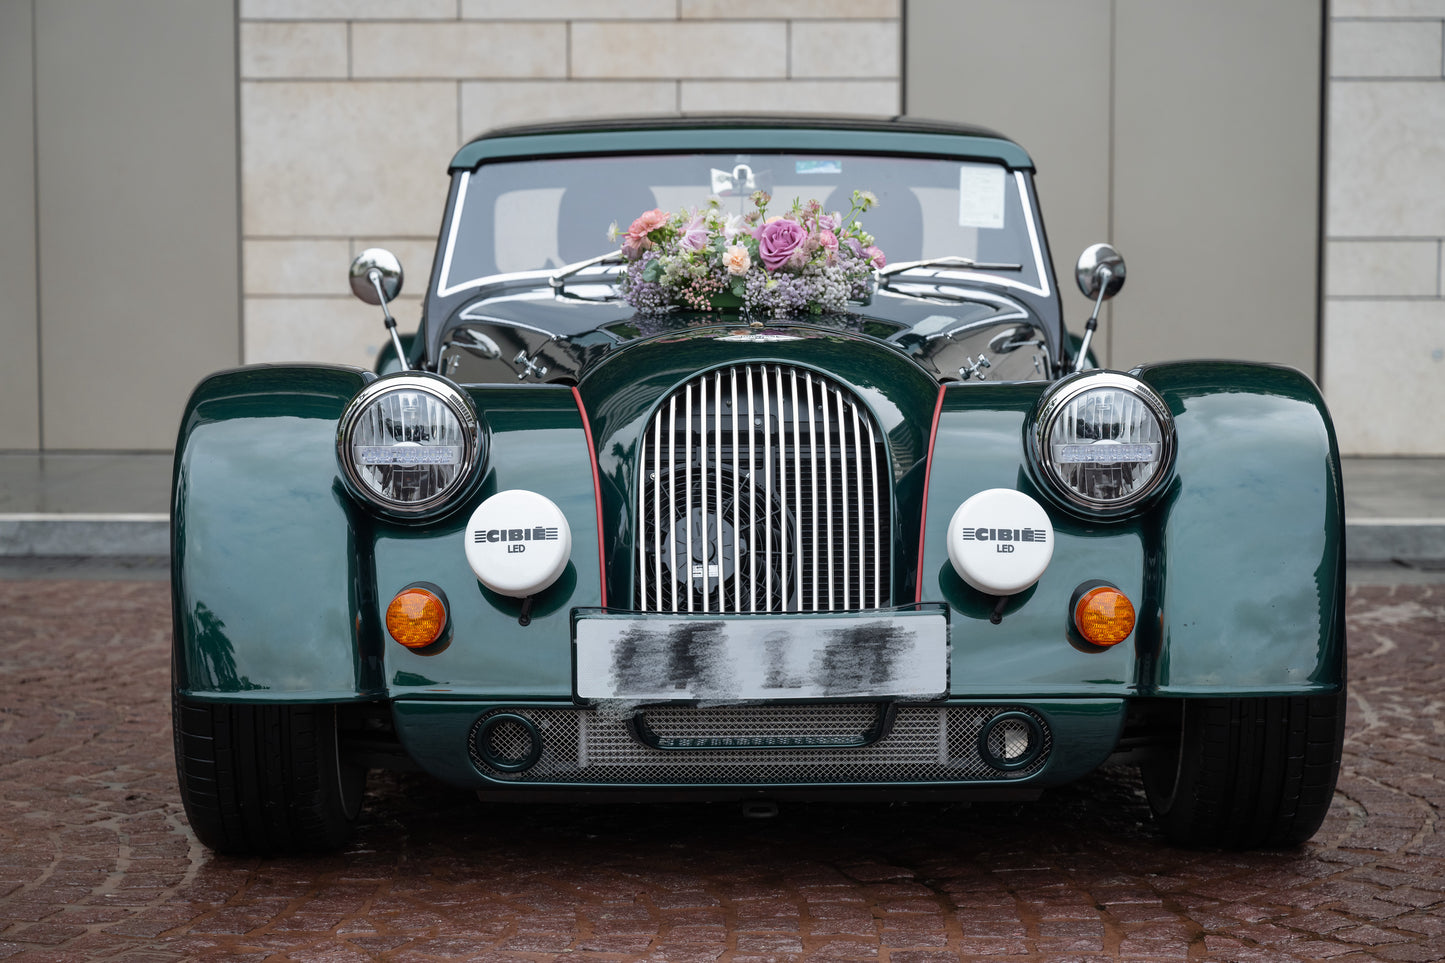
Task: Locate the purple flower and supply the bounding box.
[757,218,808,272]
[678,211,708,251]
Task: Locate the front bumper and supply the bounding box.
[391,697,1127,793]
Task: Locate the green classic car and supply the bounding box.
[171,116,1345,854]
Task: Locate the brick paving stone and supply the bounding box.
[1,578,1445,961]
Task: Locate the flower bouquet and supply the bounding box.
[614,190,886,317]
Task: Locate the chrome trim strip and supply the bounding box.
[684,385,694,612]
[436,171,471,298]
[699,375,709,615]
[667,395,677,613]
[761,365,773,611]
[843,396,855,607]
[652,408,662,611]
[715,372,724,614]
[821,378,834,611]
[1016,171,1052,299]
[867,414,880,608]
[790,368,803,612]
[731,368,741,613]
[774,365,788,611]
[805,372,819,611]
[746,365,757,613]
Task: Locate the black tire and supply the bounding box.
[173,697,366,855]
[1140,691,1345,849]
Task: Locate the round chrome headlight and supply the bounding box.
[337,374,483,515]
[1032,371,1175,513]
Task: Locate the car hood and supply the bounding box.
[431,278,1051,386]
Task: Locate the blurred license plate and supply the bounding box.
[572,606,948,702]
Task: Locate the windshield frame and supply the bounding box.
[432,154,1054,303]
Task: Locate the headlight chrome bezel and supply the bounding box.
[1031,371,1176,515]
[337,373,484,518]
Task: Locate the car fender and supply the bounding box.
[172,365,607,702]
[918,361,1344,697]
[172,364,381,701]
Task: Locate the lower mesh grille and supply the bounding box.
[468,704,1050,785]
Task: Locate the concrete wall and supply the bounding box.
[238,0,903,367]
[1324,1,1445,455]
[1,0,240,452]
[906,0,1323,380]
[0,0,40,450]
[3,2,1444,456]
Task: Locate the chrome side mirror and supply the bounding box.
[1071,244,1126,373]
[349,248,404,305]
[348,248,409,369]
[1075,243,1126,301]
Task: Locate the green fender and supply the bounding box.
[172,366,606,702]
[171,365,382,701]
[1137,361,1345,694]
[917,361,1344,697]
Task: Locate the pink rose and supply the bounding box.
[863,245,886,268]
[817,229,838,263]
[622,208,670,258]
[757,218,808,272]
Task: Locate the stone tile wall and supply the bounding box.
[239,0,901,366]
[1325,2,1445,454]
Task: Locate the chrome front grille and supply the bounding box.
[468,705,1052,784]
[636,365,890,613]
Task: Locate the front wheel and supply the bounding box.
[1140,692,1345,849]
[173,698,366,855]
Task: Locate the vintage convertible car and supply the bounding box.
[171,116,1345,854]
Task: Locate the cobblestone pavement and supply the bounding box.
[1,579,1443,962]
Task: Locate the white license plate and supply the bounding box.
[573,606,949,702]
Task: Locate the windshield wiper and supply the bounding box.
[548,249,626,298]
[879,255,1023,278]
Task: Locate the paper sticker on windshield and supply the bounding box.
[959,165,1006,229]
[796,159,843,175]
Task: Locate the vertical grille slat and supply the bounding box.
[866,415,880,609]
[761,369,773,611]
[636,364,890,614]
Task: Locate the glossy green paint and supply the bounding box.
[917,363,1344,698]
[172,365,384,701]
[174,349,1340,708]
[390,698,1125,790]
[920,383,1145,695]
[376,385,604,697]
[1134,362,1346,693]
[450,126,1033,173]
[576,324,944,609]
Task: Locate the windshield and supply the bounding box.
[435,152,1049,299]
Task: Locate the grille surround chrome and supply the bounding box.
[636,364,889,613]
[468,705,1051,785]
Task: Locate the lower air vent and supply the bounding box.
[468,705,1051,784]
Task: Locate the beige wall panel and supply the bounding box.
[35,0,239,450]
[242,82,456,238]
[904,0,1116,355]
[0,0,40,449]
[1110,0,1321,373]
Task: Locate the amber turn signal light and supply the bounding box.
[386,586,448,649]
[1073,586,1136,646]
